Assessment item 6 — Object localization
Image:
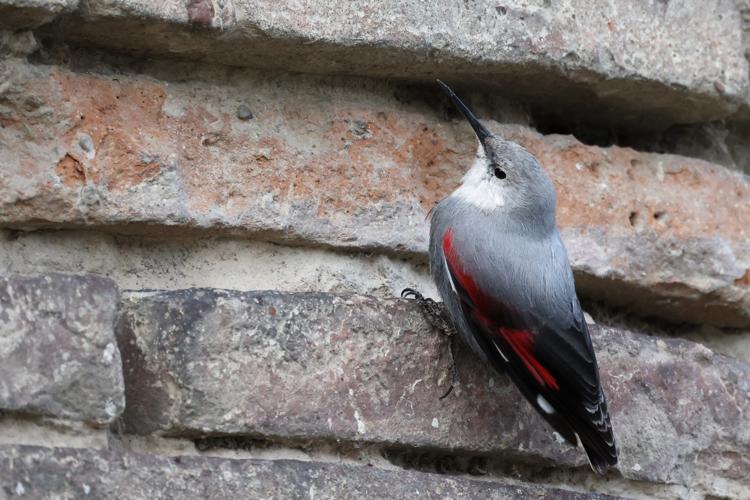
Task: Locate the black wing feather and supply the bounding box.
[445,255,618,473]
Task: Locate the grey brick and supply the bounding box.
[0,273,125,424]
[0,444,619,499]
[36,0,750,129]
[115,289,750,496]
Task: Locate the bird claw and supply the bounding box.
[400,288,456,337]
[401,287,459,400]
[439,334,458,400]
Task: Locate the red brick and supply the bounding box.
[1,60,748,325]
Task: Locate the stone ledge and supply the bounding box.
[22,0,750,130]
[0,273,125,424]
[0,444,618,499]
[115,289,750,497]
[1,58,748,326]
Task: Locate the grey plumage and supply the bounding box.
[427,82,617,473]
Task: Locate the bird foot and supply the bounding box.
[439,334,458,400]
[400,288,455,337]
[401,288,458,399]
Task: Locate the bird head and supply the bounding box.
[437,80,557,229]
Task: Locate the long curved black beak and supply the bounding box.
[437,80,491,146]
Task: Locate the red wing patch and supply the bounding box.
[500,328,560,390]
[442,228,560,391]
[442,228,485,309]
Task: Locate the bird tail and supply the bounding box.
[581,435,618,474]
[576,403,618,474]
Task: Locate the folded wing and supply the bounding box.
[442,228,617,473]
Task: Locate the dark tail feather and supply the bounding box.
[576,415,618,474]
[493,357,581,447]
[541,384,618,474]
[500,364,618,474]
[581,436,618,474]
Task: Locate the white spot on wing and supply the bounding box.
[443,255,457,293]
[493,342,509,362]
[537,394,555,414]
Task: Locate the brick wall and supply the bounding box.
[1,1,749,498]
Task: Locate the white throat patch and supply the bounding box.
[451,151,505,212]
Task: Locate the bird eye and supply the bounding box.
[494,167,506,179]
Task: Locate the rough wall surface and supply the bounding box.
[1,1,749,499]
[0,274,124,424]
[0,445,619,500]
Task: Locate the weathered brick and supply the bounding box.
[0,445,616,499]
[507,129,750,328]
[0,30,38,58]
[29,0,749,129]
[115,289,750,498]
[0,0,76,28]
[0,273,124,424]
[1,59,748,326]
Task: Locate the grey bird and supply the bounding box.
[418,81,617,473]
